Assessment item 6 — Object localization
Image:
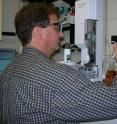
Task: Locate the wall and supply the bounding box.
[105,0,117,54]
[0,0,22,52]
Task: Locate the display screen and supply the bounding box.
[0,49,16,73]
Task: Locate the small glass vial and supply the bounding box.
[103,56,117,86]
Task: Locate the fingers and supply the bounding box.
[112,43,117,59]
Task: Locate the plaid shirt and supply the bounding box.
[0,47,117,124]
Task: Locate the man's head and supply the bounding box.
[15,2,64,56]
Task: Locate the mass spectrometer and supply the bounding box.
[75,0,106,81]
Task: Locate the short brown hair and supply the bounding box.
[15,2,60,46]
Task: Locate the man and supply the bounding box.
[0,2,117,124]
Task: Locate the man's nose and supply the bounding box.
[59,31,64,38]
[59,32,64,41]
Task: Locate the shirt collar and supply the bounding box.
[22,47,49,61]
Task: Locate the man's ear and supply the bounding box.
[32,26,43,40]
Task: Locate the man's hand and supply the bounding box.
[113,43,117,59]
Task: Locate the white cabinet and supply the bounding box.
[81,119,117,124]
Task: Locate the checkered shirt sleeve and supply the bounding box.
[1,48,117,124]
